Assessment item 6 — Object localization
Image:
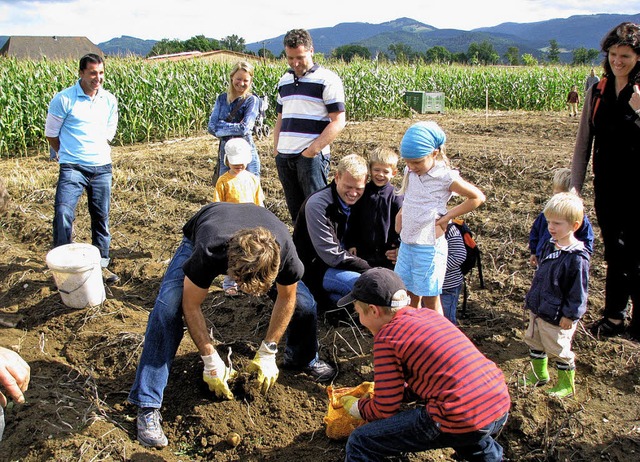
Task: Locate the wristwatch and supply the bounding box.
[264,341,278,353]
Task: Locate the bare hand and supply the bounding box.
[385,247,399,264]
[301,148,316,159]
[630,84,640,113]
[559,317,574,330]
[0,347,30,407]
[395,209,403,234]
[529,255,538,268]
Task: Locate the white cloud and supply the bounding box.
[0,0,638,44]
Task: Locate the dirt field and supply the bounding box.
[1,111,639,462]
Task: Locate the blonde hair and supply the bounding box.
[337,154,368,180]
[227,227,280,295]
[227,61,254,103]
[543,192,584,226]
[396,146,449,195]
[552,168,571,193]
[368,147,399,169]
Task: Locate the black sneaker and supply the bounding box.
[303,359,337,383]
[590,318,624,338]
[136,408,168,448]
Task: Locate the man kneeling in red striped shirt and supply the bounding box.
[337,268,510,462]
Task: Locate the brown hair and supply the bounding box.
[283,29,313,50]
[227,227,280,295]
[79,53,104,71]
[600,22,640,81]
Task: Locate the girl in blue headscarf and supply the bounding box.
[395,121,485,313]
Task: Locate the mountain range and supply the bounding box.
[2,13,639,61]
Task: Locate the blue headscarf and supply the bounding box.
[400,121,446,159]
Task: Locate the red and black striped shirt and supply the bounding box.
[358,307,511,433]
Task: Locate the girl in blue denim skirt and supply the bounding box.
[395,121,485,313]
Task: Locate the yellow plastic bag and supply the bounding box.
[324,381,374,440]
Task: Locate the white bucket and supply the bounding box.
[45,243,106,309]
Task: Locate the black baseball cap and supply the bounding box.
[337,268,410,308]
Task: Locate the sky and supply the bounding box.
[1,0,639,45]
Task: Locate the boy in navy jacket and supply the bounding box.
[529,167,594,267]
[522,192,590,398]
[345,147,403,269]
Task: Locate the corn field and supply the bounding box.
[0,57,591,157]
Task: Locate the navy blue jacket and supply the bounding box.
[525,240,590,325]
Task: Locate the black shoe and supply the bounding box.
[590,318,624,338]
[303,359,337,383]
[102,268,120,285]
[627,324,640,342]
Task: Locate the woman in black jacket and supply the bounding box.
[571,22,640,341]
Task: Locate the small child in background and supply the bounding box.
[441,222,466,325]
[395,121,485,313]
[529,167,593,268]
[345,147,403,269]
[213,138,265,295]
[566,85,580,117]
[522,192,590,398]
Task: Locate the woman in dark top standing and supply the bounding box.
[571,22,640,341]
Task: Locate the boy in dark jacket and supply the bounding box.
[522,192,590,398]
[345,147,403,269]
[529,167,594,267]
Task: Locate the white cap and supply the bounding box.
[224,138,252,167]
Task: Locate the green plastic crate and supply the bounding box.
[404,91,445,113]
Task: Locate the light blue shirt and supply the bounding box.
[46,80,118,166]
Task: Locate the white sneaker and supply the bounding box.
[136,408,168,448]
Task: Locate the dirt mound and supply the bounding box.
[1,111,639,461]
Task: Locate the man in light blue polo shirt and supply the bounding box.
[45,53,119,284]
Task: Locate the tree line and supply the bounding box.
[148,35,600,66]
[333,39,601,66]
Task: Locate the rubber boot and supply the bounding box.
[548,369,575,398]
[520,357,549,387]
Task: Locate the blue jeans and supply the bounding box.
[53,163,113,265]
[275,153,329,223]
[346,408,508,462]
[323,268,361,304]
[283,280,319,367]
[128,237,192,408]
[441,283,463,325]
[128,237,320,408]
[218,137,260,177]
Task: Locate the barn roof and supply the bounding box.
[0,36,103,60]
[147,49,261,64]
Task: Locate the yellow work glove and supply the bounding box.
[202,350,236,400]
[340,395,362,420]
[247,341,279,394]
